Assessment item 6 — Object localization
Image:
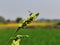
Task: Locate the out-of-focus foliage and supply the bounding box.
[0,28,60,45]
[16,17,22,23]
[0,16,5,23]
[0,16,60,28]
[0,16,60,23]
[37,18,60,22]
[57,22,60,25]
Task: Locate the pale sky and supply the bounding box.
[0,0,60,20]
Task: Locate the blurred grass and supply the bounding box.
[0,28,60,45]
[0,22,55,28]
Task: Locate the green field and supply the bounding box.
[0,28,60,45]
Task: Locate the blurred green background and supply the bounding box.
[0,28,60,45]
